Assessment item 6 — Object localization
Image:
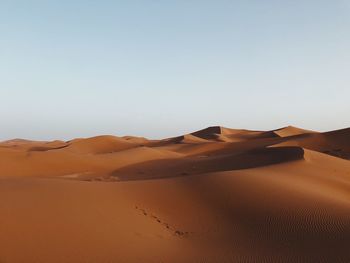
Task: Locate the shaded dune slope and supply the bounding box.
[112,146,305,181]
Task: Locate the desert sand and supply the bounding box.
[0,126,349,262]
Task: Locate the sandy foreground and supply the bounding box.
[0,126,349,262]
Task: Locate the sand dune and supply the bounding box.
[272,125,316,137]
[0,126,349,262]
[64,135,142,154]
[163,134,210,144]
[274,127,350,159]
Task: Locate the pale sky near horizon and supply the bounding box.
[1,0,350,140]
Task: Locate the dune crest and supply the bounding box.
[272,125,316,137]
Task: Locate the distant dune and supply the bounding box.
[0,126,349,262]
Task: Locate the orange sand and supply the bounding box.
[0,126,349,262]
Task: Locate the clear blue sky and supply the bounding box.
[1,0,349,140]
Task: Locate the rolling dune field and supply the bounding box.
[0,126,349,262]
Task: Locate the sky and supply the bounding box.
[1,0,350,140]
